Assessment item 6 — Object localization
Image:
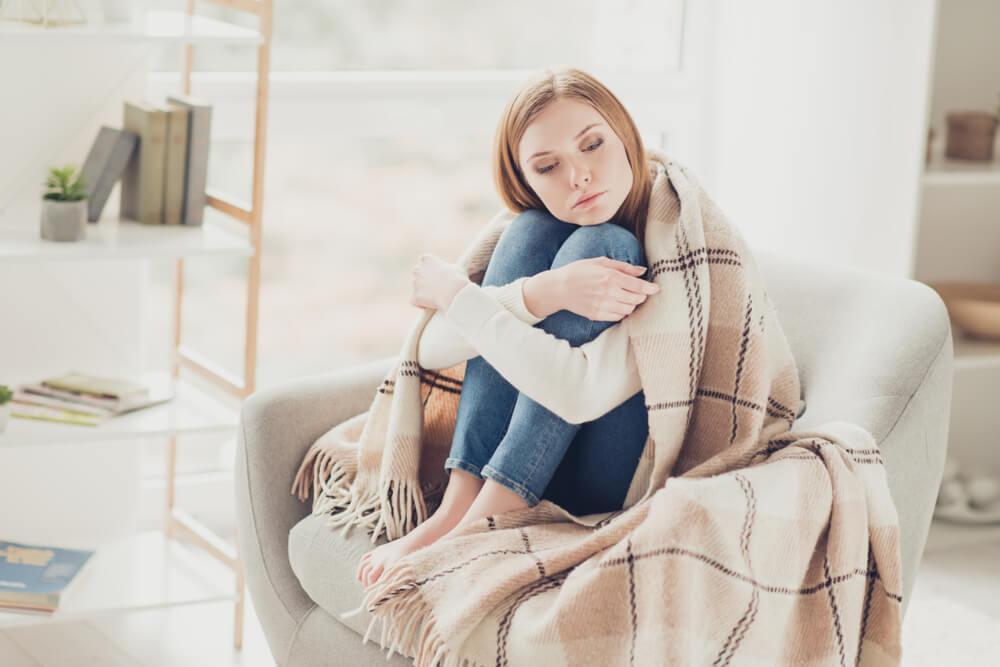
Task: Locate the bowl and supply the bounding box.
[928,281,1000,340]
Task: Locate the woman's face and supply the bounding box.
[517,97,633,226]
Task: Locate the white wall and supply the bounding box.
[699,0,938,279]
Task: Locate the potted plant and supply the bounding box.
[944,91,1000,161]
[40,164,88,242]
[0,385,12,434]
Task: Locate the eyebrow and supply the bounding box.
[526,123,604,161]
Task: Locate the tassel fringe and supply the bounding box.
[290,441,359,510]
[350,559,456,667]
[379,477,429,542]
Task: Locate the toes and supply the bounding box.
[357,552,374,580]
[366,563,384,588]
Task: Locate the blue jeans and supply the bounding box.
[443,208,650,516]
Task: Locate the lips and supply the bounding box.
[574,191,605,208]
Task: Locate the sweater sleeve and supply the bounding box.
[417,276,543,371]
[442,281,643,425]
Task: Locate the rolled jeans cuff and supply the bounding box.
[444,457,484,479]
[481,464,541,506]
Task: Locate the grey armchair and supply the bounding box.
[235,249,954,666]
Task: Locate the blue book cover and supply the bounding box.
[0,540,94,612]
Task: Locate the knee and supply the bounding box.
[551,223,645,270]
[483,208,574,287]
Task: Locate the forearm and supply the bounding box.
[521,269,564,319]
[445,283,642,424]
[417,278,543,370]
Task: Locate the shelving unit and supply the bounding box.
[912,0,1000,481]
[0,9,261,45]
[922,152,1000,187]
[0,201,253,262]
[0,530,238,629]
[0,1,272,650]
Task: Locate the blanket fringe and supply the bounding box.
[325,481,382,540]
[350,559,454,667]
[290,442,358,510]
[379,477,429,542]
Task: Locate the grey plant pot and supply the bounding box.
[40,199,87,242]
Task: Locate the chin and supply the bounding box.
[572,203,618,225]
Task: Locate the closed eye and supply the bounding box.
[536,138,604,175]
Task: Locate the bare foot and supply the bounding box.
[356,511,457,589]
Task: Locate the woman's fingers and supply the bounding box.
[617,290,647,305]
[366,563,383,588]
[602,257,647,274]
[357,552,373,580]
[619,274,659,295]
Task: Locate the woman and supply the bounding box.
[358,66,661,589]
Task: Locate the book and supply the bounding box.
[18,380,174,416]
[10,389,114,418]
[8,403,107,427]
[80,126,139,223]
[0,540,94,614]
[120,100,168,225]
[165,94,212,226]
[162,102,191,226]
[40,372,149,401]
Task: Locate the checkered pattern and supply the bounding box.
[291,150,903,666]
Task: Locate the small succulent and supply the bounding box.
[42,165,87,202]
[0,385,12,405]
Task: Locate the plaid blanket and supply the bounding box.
[291,149,903,666]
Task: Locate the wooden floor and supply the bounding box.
[1,518,998,666]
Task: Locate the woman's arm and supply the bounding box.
[443,281,642,425]
[417,276,545,370]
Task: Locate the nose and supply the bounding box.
[569,159,591,189]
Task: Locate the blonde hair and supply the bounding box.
[492,66,653,244]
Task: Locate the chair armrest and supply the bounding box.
[233,355,396,657]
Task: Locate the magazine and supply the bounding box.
[0,540,94,614]
[9,373,176,427]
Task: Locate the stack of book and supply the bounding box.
[10,372,174,427]
[82,94,213,226]
[0,539,94,615]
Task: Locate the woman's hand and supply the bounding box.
[410,253,471,311]
[549,256,660,322]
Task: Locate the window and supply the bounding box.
[143,0,691,390]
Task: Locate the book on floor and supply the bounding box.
[0,540,94,614]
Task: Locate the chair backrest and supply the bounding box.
[756,248,952,442]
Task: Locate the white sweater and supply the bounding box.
[416,278,642,425]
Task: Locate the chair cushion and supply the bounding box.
[288,512,391,638]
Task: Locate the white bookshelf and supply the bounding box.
[913,0,1000,485]
[922,153,1000,187]
[0,203,253,263]
[0,372,240,448]
[0,531,237,629]
[0,4,273,648]
[0,9,262,46]
[953,335,1000,372]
